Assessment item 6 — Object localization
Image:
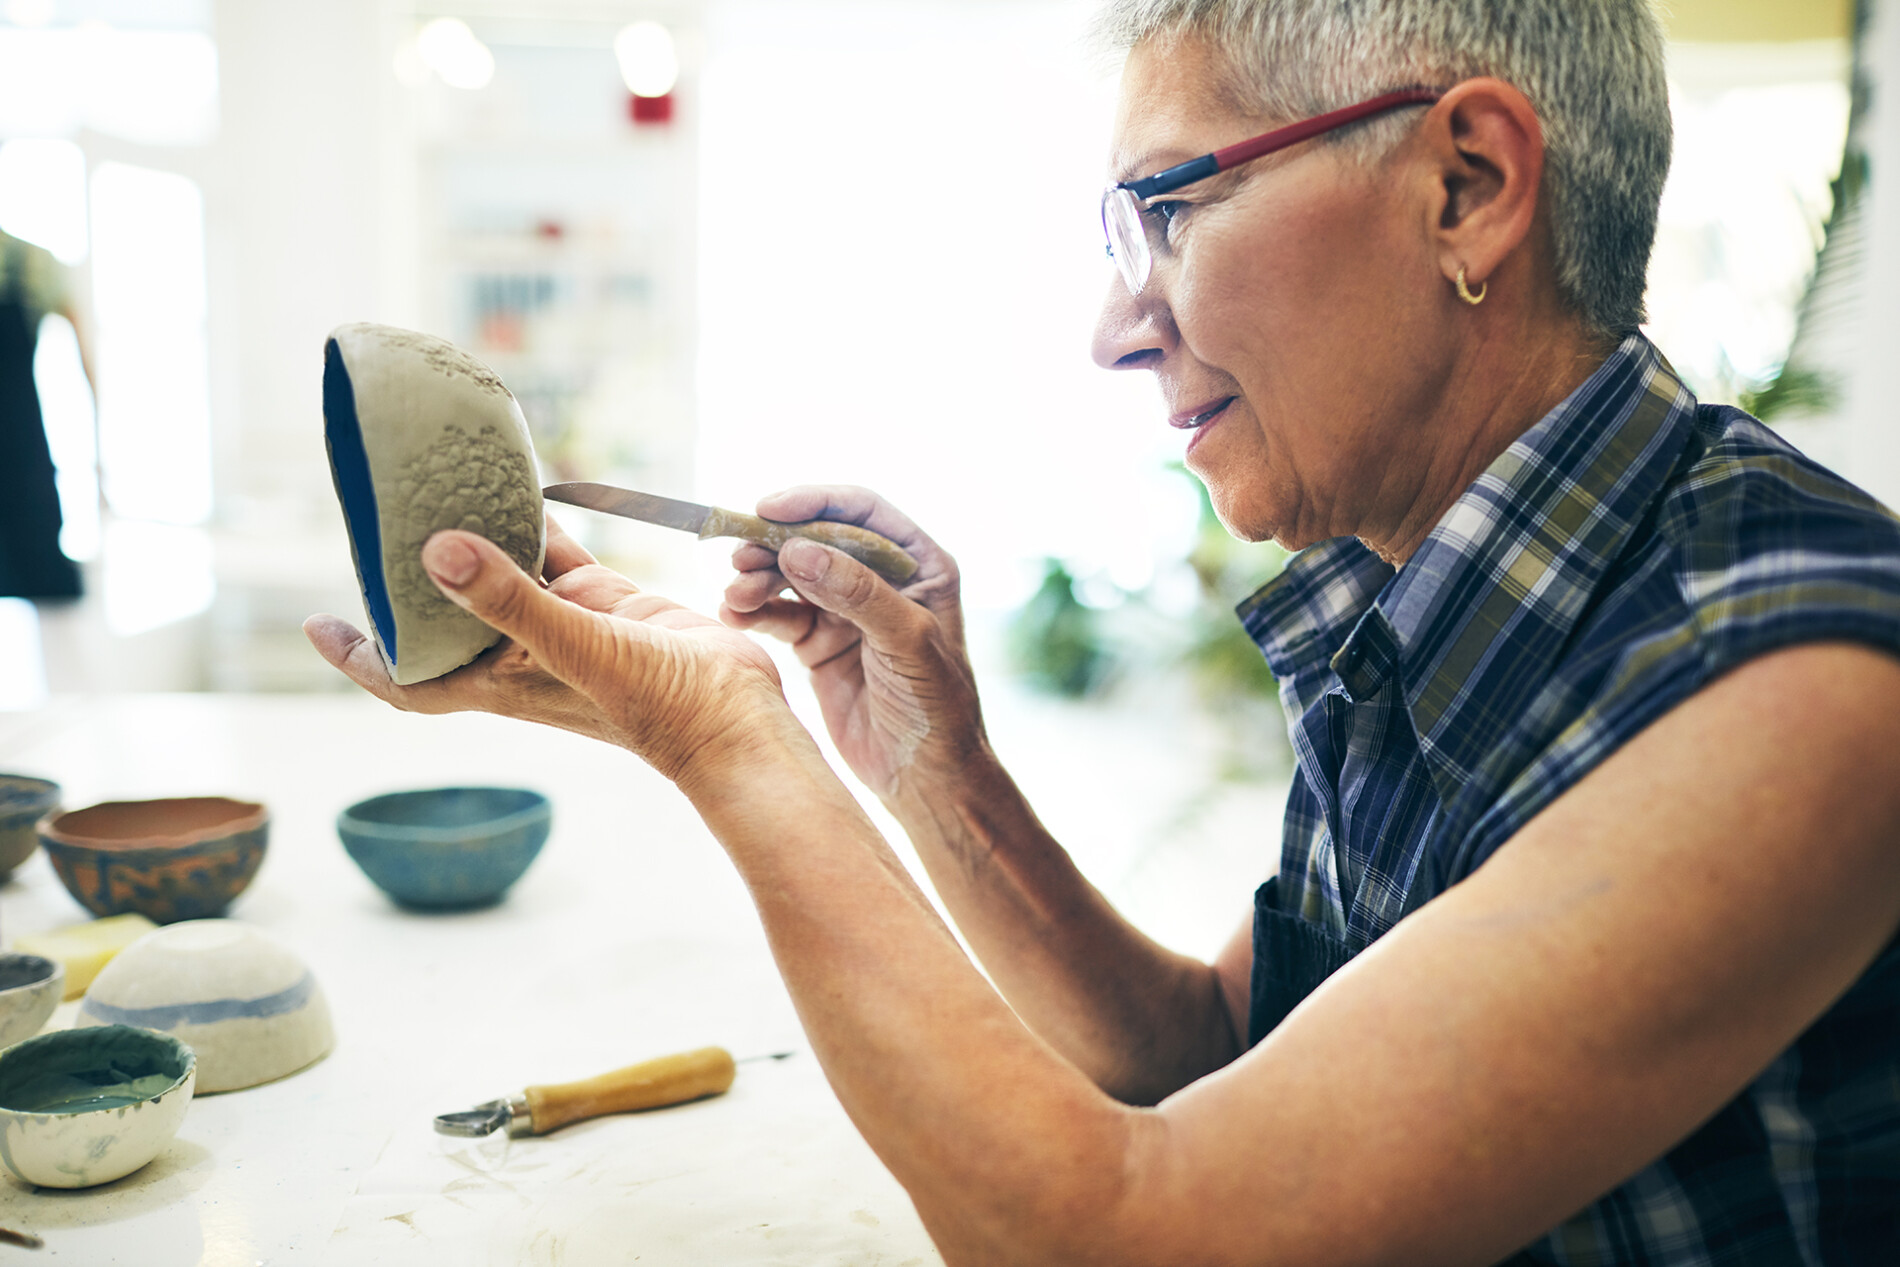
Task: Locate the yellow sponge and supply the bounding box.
[15,914,159,999]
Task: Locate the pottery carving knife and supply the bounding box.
[433,1046,791,1139]
[543,482,920,585]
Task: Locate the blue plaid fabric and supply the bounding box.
[1238,335,1900,1264]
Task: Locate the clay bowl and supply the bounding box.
[39,797,268,924]
[0,955,63,1049]
[0,774,60,877]
[337,786,551,910]
[78,919,334,1093]
[0,1024,195,1188]
[323,322,546,685]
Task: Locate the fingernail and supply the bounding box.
[780,538,830,582]
[423,534,480,587]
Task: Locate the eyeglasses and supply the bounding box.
[1102,88,1444,296]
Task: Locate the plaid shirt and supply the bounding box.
[1239,335,1900,1264]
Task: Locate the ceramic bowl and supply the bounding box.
[337,786,551,909]
[0,955,63,1050]
[39,797,268,924]
[0,1024,195,1188]
[77,919,334,1094]
[0,774,59,877]
[323,322,546,685]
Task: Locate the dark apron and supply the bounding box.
[0,261,81,601]
[1247,877,1355,1046]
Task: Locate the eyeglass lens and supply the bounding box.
[1101,186,1151,296]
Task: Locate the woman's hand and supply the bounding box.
[304,514,789,785]
[719,486,985,801]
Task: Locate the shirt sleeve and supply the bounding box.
[1680,410,1900,676]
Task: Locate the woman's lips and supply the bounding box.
[1170,396,1234,452]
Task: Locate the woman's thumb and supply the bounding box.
[421,531,599,684]
[777,537,927,644]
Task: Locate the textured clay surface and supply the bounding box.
[387,423,541,623]
[364,326,511,397]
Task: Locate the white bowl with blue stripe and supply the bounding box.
[76,920,334,1093]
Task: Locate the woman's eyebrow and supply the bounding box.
[1113,148,1196,183]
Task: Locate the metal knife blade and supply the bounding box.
[544,482,710,535]
[433,1096,522,1139]
[542,482,920,584]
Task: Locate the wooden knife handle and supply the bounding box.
[522,1046,737,1136]
[700,507,920,585]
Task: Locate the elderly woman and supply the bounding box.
[308,0,1900,1261]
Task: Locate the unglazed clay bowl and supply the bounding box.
[323,322,546,685]
[39,797,268,924]
[337,786,551,910]
[0,1024,195,1188]
[77,919,334,1094]
[0,955,63,1049]
[0,773,59,877]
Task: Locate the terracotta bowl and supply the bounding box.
[337,786,550,909]
[0,1025,195,1188]
[0,774,60,878]
[39,797,269,924]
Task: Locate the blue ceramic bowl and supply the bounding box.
[0,774,60,877]
[337,787,551,910]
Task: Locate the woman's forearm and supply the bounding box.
[884,752,1240,1103]
[700,710,1237,1106]
[677,721,1150,1263]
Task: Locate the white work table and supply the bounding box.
[0,694,943,1266]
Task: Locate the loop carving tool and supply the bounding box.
[433,1046,791,1139]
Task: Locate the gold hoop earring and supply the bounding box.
[1456,266,1488,306]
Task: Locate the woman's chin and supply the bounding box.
[1199,485,1278,546]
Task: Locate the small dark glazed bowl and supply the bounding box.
[0,774,60,877]
[0,953,63,1049]
[337,786,551,910]
[39,797,269,924]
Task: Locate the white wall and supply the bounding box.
[695,0,1206,615]
[194,0,419,690]
[210,0,402,530]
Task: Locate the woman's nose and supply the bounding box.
[1089,274,1171,371]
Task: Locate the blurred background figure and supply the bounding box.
[0,224,94,602]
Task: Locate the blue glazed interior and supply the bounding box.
[341,787,547,837]
[0,955,57,993]
[0,1025,191,1114]
[323,341,398,664]
[0,775,59,822]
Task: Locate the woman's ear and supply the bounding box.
[1419,77,1545,293]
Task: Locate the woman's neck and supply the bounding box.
[1363,315,1619,568]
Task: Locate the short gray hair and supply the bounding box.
[1093,0,1672,336]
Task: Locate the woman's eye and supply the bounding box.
[1143,201,1189,247]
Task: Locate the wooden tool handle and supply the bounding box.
[700,507,920,585]
[522,1046,737,1136]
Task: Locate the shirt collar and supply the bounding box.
[1240,334,1699,792]
[1237,536,1393,685]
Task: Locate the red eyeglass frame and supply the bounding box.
[1116,87,1446,202]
